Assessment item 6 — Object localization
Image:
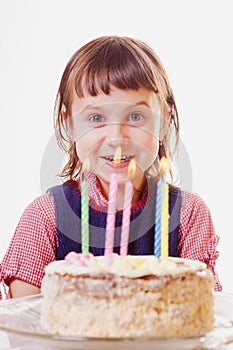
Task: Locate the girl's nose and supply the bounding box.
[106,121,128,142]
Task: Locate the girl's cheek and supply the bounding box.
[75,142,89,163]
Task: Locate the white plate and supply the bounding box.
[0,293,233,350]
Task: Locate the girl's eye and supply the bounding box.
[89,114,104,123]
[128,112,144,123]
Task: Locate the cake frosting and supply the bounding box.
[45,252,208,278]
[40,253,214,338]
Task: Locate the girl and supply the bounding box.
[0,36,222,298]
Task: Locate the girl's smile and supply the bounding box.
[70,87,163,199]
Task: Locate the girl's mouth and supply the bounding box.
[101,155,134,168]
[102,155,133,162]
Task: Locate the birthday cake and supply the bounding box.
[40,253,214,338]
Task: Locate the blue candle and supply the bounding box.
[154,175,162,257]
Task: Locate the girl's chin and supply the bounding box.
[95,172,129,184]
[94,169,146,188]
[91,161,147,184]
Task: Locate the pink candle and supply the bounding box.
[120,181,133,256]
[120,159,136,256]
[104,172,118,259]
[104,147,121,260]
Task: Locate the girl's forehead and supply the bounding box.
[71,87,161,115]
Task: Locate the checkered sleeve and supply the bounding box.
[179,191,222,291]
[0,193,57,299]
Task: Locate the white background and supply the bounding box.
[0,0,232,292]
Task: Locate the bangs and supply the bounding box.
[73,38,158,97]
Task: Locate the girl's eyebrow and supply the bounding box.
[81,105,103,112]
[80,100,150,112]
[135,100,150,107]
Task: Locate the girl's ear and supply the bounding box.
[62,105,74,141]
[61,104,67,119]
[65,116,74,141]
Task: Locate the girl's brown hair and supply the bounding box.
[54,36,179,180]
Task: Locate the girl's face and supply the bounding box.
[70,87,163,195]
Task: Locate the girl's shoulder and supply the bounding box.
[17,192,56,232]
[180,188,209,208]
[32,191,55,209]
[47,180,81,201]
[179,188,212,221]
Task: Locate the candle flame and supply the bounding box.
[113,146,122,165]
[83,158,90,172]
[128,159,136,176]
[159,157,170,175]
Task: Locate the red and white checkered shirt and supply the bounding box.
[0,176,222,299]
